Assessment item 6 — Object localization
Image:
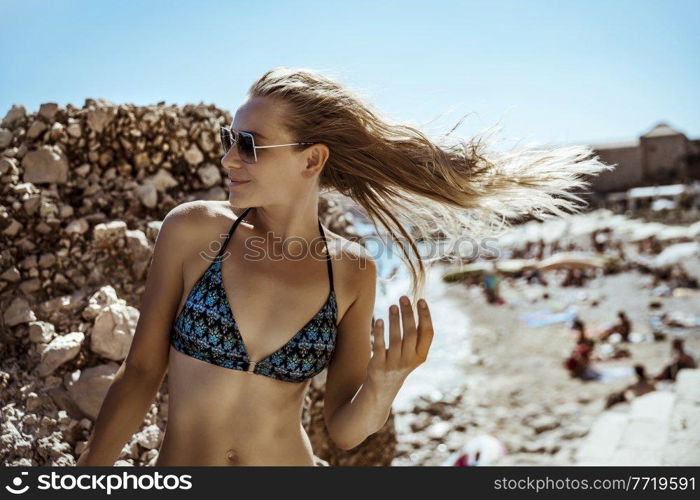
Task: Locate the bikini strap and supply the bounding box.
[217,208,334,292]
[317,219,335,293]
[216,206,253,259]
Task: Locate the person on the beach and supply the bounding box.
[624,364,656,398]
[524,268,548,286]
[613,240,626,263]
[536,239,546,260]
[571,316,586,337]
[76,67,609,466]
[561,267,587,287]
[550,239,560,255]
[653,338,698,382]
[564,326,599,380]
[591,227,612,253]
[604,364,656,408]
[600,310,632,342]
[482,262,505,305]
[668,264,699,290]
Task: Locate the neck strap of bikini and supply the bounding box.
[216,207,335,293]
[216,206,253,260]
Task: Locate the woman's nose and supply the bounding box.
[222,148,243,168]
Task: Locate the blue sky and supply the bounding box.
[1,0,698,147]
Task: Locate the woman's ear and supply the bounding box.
[302,143,330,178]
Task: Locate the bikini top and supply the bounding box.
[170,207,338,383]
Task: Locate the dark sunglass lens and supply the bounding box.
[220,128,232,153]
[240,132,256,163]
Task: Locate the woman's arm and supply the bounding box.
[76,203,198,465]
[322,250,434,451]
[322,252,376,450]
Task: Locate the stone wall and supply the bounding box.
[589,143,643,193]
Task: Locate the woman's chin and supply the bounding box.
[228,192,254,206]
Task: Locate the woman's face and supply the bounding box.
[221,96,318,208]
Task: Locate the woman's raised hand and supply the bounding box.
[367,295,434,388]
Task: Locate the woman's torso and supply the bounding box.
[156,203,344,466]
[157,349,315,465]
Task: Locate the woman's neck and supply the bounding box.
[245,200,323,249]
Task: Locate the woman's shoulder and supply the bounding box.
[164,199,232,221]
[323,228,377,289]
[158,200,238,243]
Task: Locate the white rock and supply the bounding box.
[86,105,117,133]
[145,220,162,242]
[37,332,85,377]
[39,291,85,315]
[4,297,37,326]
[93,220,127,244]
[0,156,18,174]
[28,320,56,343]
[197,163,221,187]
[38,102,58,121]
[83,285,125,320]
[75,163,91,177]
[134,424,162,449]
[1,266,21,282]
[27,120,48,140]
[184,143,204,166]
[2,104,26,127]
[66,122,82,138]
[21,145,69,184]
[65,364,120,419]
[126,229,150,255]
[65,218,89,234]
[135,183,157,208]
[3,219,22,236]
[145,169,178,192]
[1,420,32,456]
[427,421,451,440]
[126,229,152,279]
[91,303,139,360]
[0,128,13,148]
[38,253,57,268]
[20,278,41,294]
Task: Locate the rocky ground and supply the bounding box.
[391,259,700,466]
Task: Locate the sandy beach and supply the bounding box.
[390,237,700,466]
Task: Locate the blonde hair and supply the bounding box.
[248,67,612,301]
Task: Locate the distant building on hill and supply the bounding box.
[588,122,700,194]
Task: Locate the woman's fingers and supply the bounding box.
[371,298,434,376]
[399,295,417,355]
[386,304,402,366]
[371,317,386,364]
[416,299,434,361]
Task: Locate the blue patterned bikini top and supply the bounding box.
[170,206,338,383]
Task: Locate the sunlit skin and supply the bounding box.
[369,299,435,392]
[77,95,434,466]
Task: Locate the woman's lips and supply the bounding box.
[229,179,251,186]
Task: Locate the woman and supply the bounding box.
[77,67,608,466]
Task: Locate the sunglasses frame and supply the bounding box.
[220,126,317,164]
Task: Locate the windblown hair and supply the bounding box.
[248,67,613,301]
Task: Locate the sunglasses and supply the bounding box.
[220,126,317,164]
